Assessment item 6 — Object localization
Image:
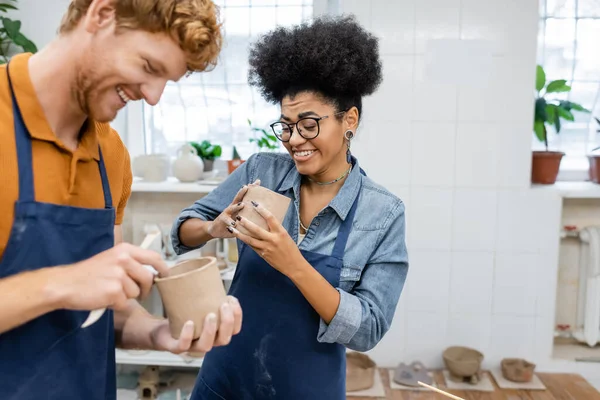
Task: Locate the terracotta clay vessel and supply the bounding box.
[154,257,226,340]
[501,358,536,382]
[235,185,291,235]
[442,346,484,384]
[346,352,376,392]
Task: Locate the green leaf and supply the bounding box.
[561,101,590,113]
[536,65,546,92]
[545,104,556,123]
[545,79,571,93]
[13,32,36,53]
[534,120,545,142]
[556,106,574,121]
[535,97,548,122]
[554,110,561,133]
[1,17,20,40]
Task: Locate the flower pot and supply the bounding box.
[588,155,600,184]
[202,159,214,172]
[346,352,376,392]
[234,185,291,235]
[154,257,226,340]
[227,159,245,174]
[531,151,564,184]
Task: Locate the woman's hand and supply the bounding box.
[227,201,304,277]
[207,180,260,239]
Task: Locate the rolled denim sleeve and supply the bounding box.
[170,154,256,255]
[317,200,409,352]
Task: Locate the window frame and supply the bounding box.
[538,0,600,181]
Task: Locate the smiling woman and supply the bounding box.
[172,14,409,400]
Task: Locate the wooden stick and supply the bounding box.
[417,381,465,400]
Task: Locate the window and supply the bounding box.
[537,0,600,175]
[134,0,316,161]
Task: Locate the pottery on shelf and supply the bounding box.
[234,185,291,235]
[393,361,433,387]
[154,257,227,340]
[442,346,484,384]
[138,366,160,400]
[133,153,170,182]
[346,352,376,392]
[172,144,204,183]
[501,358,536,382]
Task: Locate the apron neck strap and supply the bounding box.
[97,146,113,209]
[7,62,113,209]
[8,62,35,203]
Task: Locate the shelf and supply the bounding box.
[131,177,220,194]
[532,181,600,199]
[116,349,203,368]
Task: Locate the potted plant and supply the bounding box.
[0,1,38,63]
[532,65,590,184]
[588,117,600,184]
[189,140,222,172]
[227,145,245,174]
[248,119,279,152]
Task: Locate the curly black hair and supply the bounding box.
[248,14,383,119]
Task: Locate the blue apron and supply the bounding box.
[0,63,117,400]
[190,170,363,400]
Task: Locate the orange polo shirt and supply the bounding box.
[0,53,132,259]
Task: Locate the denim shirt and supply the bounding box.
[171,152,409,352]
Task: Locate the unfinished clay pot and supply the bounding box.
[501,358,536,382]
[442,346,484,384]
[346,352,376,392]
[235,185,291,235]
[155,257,226,340]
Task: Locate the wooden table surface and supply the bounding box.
[350,369,600,400]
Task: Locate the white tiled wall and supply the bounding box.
[344,0,570,372]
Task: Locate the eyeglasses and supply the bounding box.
[269,111,347,142]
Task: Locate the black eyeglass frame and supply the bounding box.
[269,110,347,142]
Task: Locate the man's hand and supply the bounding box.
[150,296,243,354]
[49,242,169,312]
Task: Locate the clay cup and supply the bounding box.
[154,257,226,340]
[235,185,291,235]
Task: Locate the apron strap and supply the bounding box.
[7,62,35,203]
[97,146,113,209]
[7,62,114,209]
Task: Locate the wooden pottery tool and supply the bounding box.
[81,230,161,328]
[417,381,466,400]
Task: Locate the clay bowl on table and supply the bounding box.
[154,257,226,340]
[442,346,484,379]
[346,352,377,392]
[234,185,291,235]
[501,358,536,382]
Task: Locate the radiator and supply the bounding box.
[571,226,600,347]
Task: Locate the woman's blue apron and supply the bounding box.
[191,169,363,399]
[0,63,117,400]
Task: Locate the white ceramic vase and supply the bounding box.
[172,144,204,182]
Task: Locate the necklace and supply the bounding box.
[299,217,309,232]
[306,165,352,185]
